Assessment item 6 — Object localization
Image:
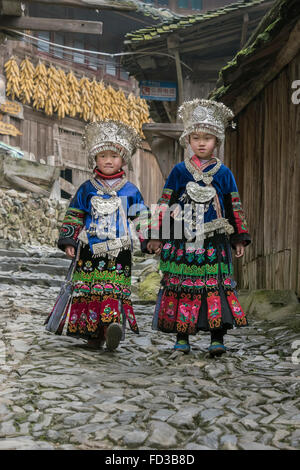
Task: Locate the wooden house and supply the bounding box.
[209,0,300,295]
[122,0,275,180]
[0,0,170,204]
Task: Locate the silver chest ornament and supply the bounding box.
[89,190,121,239]
[184,156,222,204]
[186,181,216,203]
[91,192,121,215]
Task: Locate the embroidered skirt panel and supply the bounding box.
[153,233,248,334]
[50,244,139,339]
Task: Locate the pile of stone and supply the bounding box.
[0,188,68,247]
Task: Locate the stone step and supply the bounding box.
[0,255,69,265]
[0,261,69,276]
[0,273,63,287]
[0,244,153,289]
[0,240,66,259]
[0,248,29,258]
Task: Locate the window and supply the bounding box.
[120,68,129,81]
[143,0,155,3]
[73,40,85,64]
[37,31,50,53]
[178,0,189,7]
[87,46,98,70]
[191,0,203,10]
[106,58,116,76]
[53,33,64,59]
[157,0,169,5]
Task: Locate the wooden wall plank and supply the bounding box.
[224,52,300,296]
[30,120,38,159]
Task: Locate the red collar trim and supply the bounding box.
[191,154,214,169]
[94,167,125,179]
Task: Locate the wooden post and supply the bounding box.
[167,34,184,107]
[240,13,249,48]
[174,49,184,107]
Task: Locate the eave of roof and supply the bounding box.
[123,0,271,46]
[209,0,300,110]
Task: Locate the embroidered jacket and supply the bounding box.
[58,178,149,254]
[148,159,251,248]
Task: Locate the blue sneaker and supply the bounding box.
[208,341,226,357]
[174,339,190,354]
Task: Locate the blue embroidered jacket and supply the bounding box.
[58,178,149,254]
[150,160,251,248]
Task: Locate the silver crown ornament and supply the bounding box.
[82,120,142,170]
[177,99,235,148]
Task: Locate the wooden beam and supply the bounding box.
[24,0,137,11]
[0,0,23,16]
[59,176,75,195]
[0,17,103,34]
[143,122,183,139]
[192,58,234,72]
[4,172,50,197]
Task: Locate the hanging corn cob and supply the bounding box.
[4,55,151,136]
[90,78,104,122]
[32,61,48,111]
[56,68,70,120]
[115,89,130,126]
[135,95,151,137]
[44,65,60,116]
[79,76,92,122]
[67,70,81,118]
[105,85,117,120]
[4,56,21,101]
[100,86,111,120]
[127,93,141,135]
[19,57,35,104]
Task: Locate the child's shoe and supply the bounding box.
[174,338,190,354]
[86,338,105,350]
[105,322,122,351]
[208,341,226,357]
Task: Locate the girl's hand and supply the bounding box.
[65,245,75,259]
[147,240,163,255]
[235,242,245,258]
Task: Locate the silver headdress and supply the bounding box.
[82,120,142,170]
[177,99,235,148]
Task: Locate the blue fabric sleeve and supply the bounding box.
[57,182,89,251]
[219,167,238,195]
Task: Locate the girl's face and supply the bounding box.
[189,132,217,159]
[95,150,124,175]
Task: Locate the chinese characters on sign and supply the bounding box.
[140,81,177,101]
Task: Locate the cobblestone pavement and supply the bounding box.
[0,281,300,451]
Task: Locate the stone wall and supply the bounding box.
[0,188,68,247]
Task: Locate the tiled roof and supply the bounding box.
[124,0,270,45]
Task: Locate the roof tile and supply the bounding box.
[125,0,267,45]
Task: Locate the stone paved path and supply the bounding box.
[0,281,300,451]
